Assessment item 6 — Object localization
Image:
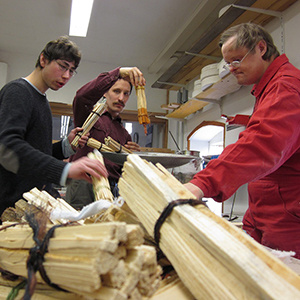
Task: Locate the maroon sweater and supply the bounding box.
[70,68,131,181]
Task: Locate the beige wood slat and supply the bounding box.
[166,100,208,119]
[152,275,195,300]
[140,147,175,153]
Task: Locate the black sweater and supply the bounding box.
[0,78,67,215]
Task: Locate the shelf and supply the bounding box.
[140,147,175,153]
[160,103,181,110]
[165,99,209,119]
[193,73,240,100]
[166,73,240,119]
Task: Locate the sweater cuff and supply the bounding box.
[60,163,71,186]
[62,137,75,158]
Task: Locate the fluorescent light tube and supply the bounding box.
[69,0,94,37]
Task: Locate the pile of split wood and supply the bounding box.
[0,196,162,299]
[2,151,300,300]
[118,154,300,300]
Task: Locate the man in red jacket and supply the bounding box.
[185,23,300,258]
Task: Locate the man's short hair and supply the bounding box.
[219,23,279,61]
[118,76,133,94]
[35,36,81,69]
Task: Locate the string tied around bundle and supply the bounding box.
[22,211,71,299]
[154,198,206,247]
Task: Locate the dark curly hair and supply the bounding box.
[35,36,81,69]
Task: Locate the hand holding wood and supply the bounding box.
[119,67,146,86]
[68,156,108,184]
[69,127,89,151]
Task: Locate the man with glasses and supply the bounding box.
[185,23,300,258]
[223,44,255,70]
[55,60,78,77]
[0,36,108,219]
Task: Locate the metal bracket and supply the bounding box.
[189,97,221,105]
[156,81,186,88]
[184,51,221,61]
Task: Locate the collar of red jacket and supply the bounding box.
[251,54,289,98]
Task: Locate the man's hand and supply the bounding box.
[125,141,140,152]
[68,127,89,151]
[184,182,204,200]
[68,156,108,184]
[119,67,146,87]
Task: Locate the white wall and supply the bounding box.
[0,51,168,113]
[190,140,209,155]
[0,62,7,88]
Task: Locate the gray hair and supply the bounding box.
[219,23,279,61]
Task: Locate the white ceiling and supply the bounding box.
[0,0,211,72]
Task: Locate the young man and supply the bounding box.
[66,67,146,208]
[185,23,300,258]
[0,36,107,218]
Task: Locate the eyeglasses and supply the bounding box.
[55,60,77,77]
[224,46,255,70]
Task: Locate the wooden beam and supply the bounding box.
[50,102,73,116]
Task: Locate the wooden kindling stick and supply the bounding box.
[71,98,107,148]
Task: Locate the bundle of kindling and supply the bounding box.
[118,154,300,300]
[71,98,107,148]
[0,214,161,299]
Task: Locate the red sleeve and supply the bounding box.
[73,67,121,127]
[190,80,300,202]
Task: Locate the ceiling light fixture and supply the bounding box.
[69,0,94,37]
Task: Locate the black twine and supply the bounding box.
[98,143,103,150]
[0,267,19,281]
[116,144,123,153]
[91,110,101,117]
[154,198,205,247]
[24,223,69,299]
[36,224,68,291]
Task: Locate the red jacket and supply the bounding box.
[190,55,300,257]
